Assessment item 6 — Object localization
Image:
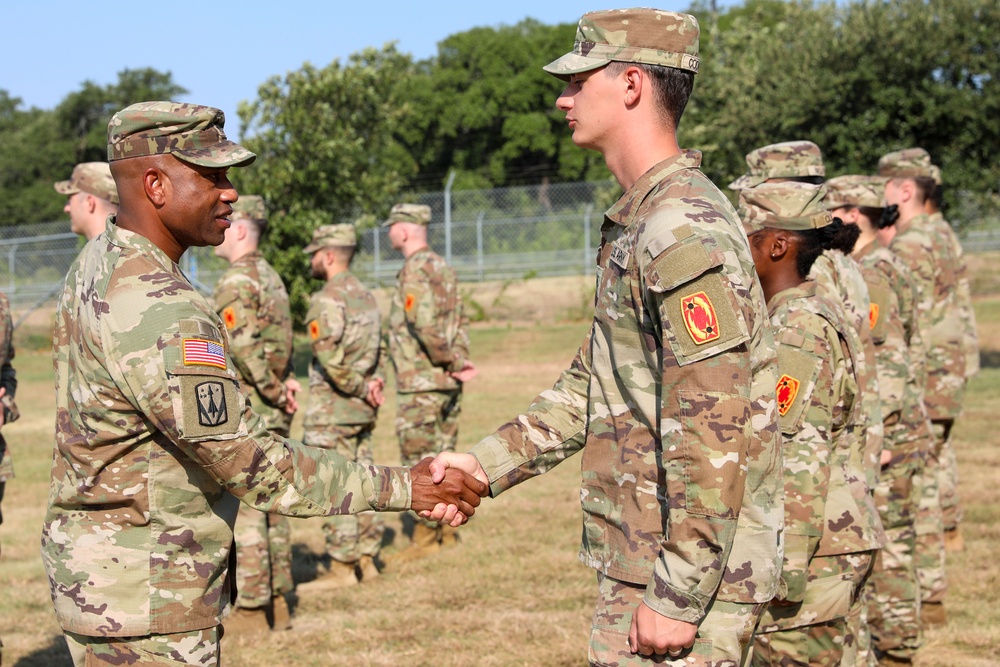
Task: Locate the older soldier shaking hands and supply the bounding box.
[41,101,486,667]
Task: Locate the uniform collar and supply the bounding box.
[767,280,817,318]
[104,215,178,270]
[605,150,703,228]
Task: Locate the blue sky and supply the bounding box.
[2,1,718,138]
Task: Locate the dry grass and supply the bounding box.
[1,269,998,666]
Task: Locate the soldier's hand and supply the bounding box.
[449,360,478,383]
[365,379,385,408]
[283,378,302,415]
[409,457,487,527]
[628,602,696,659]
[420,452,490,522]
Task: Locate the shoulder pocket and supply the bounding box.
[775,334,824,436]
[866,281,893,345]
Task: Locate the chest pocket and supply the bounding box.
[645,234,750,366]
[775,330,825,436]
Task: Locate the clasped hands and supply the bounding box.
[409,452,489,527]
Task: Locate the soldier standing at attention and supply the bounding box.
[739,183,883,667]
[296,224,386,593]
[54,162,119,240]
[430,10,784,665]
[878,149,965,629]
[0,289,17,666]
[41,101,486,667]
[383,203,477,561]
[212,195,297,635]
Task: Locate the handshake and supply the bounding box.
[408,452,490,527]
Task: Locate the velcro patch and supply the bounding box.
[610,242,630,270]
[308,319,321,340]
[680,291,721,345]
[868,303,879,331]
[182,338,226,369]
[222,306,237,330]
[776,374,801,416]
[196,381,229,426]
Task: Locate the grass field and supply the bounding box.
[1,272,998,667]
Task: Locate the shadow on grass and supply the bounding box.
[12,634,72,666]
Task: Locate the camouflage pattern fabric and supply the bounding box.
[589,573,764,666]
[65,626,219,667]
[395,389,461,464]
[471,152,784,639]
[53,162,120,205]
[0,292,17,490]
[381,203,431,227]
[384,247,470,394]
[232,500,292,607]
[43,219,412,637]
[728,140,825,191]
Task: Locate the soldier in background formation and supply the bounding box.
[54,162,119,240]
[211,195,297,636]
[381,203,477,561]
[42,100,485,667]
[0,290,17,667]
[296,224,386,592]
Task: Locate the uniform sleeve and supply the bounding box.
[214,273,288,409]
[0,299,17,424]
[951,241,980,377]
[308,291,367,399]
[105,299,410,516]
[403,261,467,372]
[471,329,592,494]
[866,269,906,422]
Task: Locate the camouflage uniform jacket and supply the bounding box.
[889,213,965,421]
[0,292,18,482]
[808,250,883,492]
[212,251,293,432]
[769,282,884,601]
[42,221,412,637]
[304,271,380,427]
[926,212,979,379]
[471,152,784,624]
[385,247,470,393]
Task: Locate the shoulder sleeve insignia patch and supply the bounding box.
[776,374,801,416]
[308,320,321,340]
[680,291,721,345]
[222,306,237,330]
[196,381,229,426]
[868,303,879,331]
[182,338,227,369]
[405,293,416,312]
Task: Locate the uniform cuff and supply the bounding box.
[642,578,707,625]
[370,465,412,511]
[470,435,519,497]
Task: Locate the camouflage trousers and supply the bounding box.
[589,573,764,667]
[753,552,875,667]
[0,434,13,524]
[933,420,961,531]
[64,626,220,666]
[913,423,948,605]
[233,503,292,608]
[303,424,384,563]
[396,389,461,528]
[865,461,921,661]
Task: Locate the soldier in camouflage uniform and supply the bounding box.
[382,203,477,560]
[297,224,386,591]
[54,162,119,240]
[41,101,486,667]
[0,291,16,665]
[878,149,967,629]
[431,10,784,665]
[727,140,826,192]
[826,176,930,666]
[211,195,296,634]
[739,183,884,667]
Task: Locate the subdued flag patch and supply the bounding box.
[680,291,721,345]
[182,338,227,369]
[776,374,800,416]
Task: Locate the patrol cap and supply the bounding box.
[382,203,431,227]
[739,182,833,235]
[728,141,826,191]
[823,175,886,210]
[928,164,942,186]
[108,101,256,168]
[53,162,119,205]
[543,8,700,81]
[304,224,357,253]
[231,195,266,222]
[877,148,934,180]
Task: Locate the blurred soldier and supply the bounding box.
[827,176,929,667]
[297,224,386,592]
[212,195,297,635]
[54,162,119,239]
[42,101,485,667]
[0,290,17,667]
[727,140,826,192]
[383,203,476,560]
[879,149,966,629]
[740,183,883,667]
[431,10,784,665]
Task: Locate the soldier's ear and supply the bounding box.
[144,167,167,206]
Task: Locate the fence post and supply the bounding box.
[7,245,15,293]
[444,170,455,265]
[476,211,485,281]
[583,203,594,274]
[373,227,381,285]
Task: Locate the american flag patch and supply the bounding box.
[182,338,227,369]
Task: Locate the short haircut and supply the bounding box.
[603,61,694,129]
[325,245,356,266]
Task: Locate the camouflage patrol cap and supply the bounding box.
[543,8,700,81]
[231,195,266,222]
[107,101,255,168]
[739,182,833,235]
[823,175,886,210]
[928,164,942,185]
[877,148,934,180]
[304,224,357,253]
[382,203,431,227]
[728,141,826,191]
[53,162,119,205]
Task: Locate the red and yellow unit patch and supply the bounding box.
[221,306,237,330]
[308,320,321,340]
[868,303,880,331]
[776,374,800,416]
[680,291,721,345]
[182,338,227,370]
[404,293,416,312]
